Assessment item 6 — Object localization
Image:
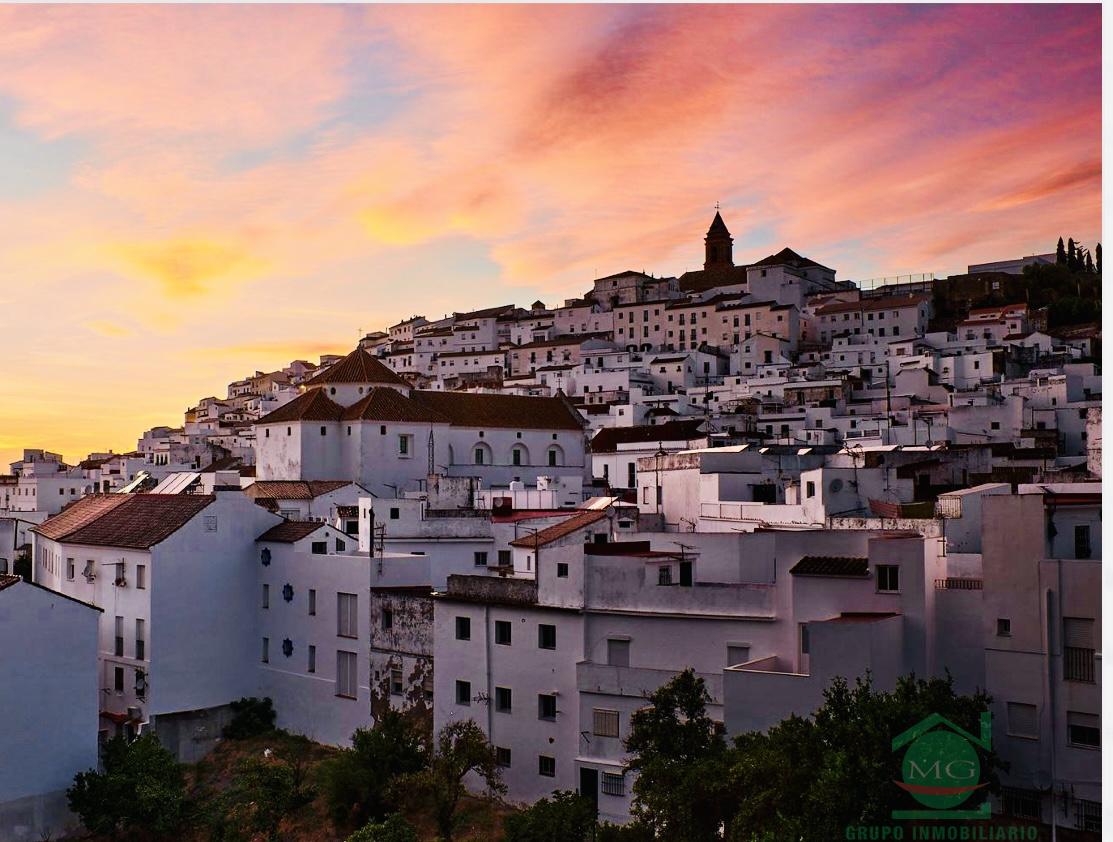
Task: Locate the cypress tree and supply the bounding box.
[1067,238,1078,271]
[1056,236,1067,264]
[1096,243,1102,275]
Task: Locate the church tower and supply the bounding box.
[704,210,734,270]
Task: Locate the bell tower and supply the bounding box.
[704,208,733,270]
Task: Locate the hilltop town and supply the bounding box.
[0,214,1101,838]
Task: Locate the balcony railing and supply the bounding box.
[1063,647,1096,683]
[934,577,983,590]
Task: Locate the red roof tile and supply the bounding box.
[34,494,215,549]
[304,348,407,387]
[256,390,343,424]
[509,510,608,548]
[341,388,449,424]
[244,480,355,501]
[256,521,327,543]
[411,390,584,431]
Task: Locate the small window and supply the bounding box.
[389,507,400,520]
[538,624,556,650]
[308,589,316,616]
[456,616,471,641]
[261,637,270,664]
[1074,525,1092,559]
[336,650,358,699]
[114,666,125,692]
[538,755,556,777]
[657,565,673,586]
[382,608,393,630]
[136,564,146,589]
[806,481,816,498]
[495,686,512,713]
[262,583,270,609]
[876,565,900,592]
[498,550,511,566]
[390,668,403,696]
[538,693,557,720]
[601,772,625,796]
[496,746,512,767]
[990,421,1001,430]
[1007,702,1039,738]
[307,645,316,673]
[312,541,327,555]
[456,680,471,705]
[495,620,512,645]
[996,618,1011,637]
[606,639,630,668]
[556,562,569,578]
[66,558,75,581]
[593,708,619,737]
[727,645,751,667]
[1067,711,1100,748]
[474,551,488,567]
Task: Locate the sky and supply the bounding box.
[0,4,1101,467]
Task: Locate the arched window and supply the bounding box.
[546,445,564,468]
[511,444,529,467]
[473,442,492,466]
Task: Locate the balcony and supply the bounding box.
[934,577,983,590]
[1063,647,1096,683]
[577,661,723,705]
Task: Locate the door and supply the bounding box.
[679,561,693,587]
[579,767,599,813]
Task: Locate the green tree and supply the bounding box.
[503,790,596,842]
[211,756,301,842]
[1056,235,1067,264]
[346,812,419,842]
[322,709,428,828]
[222,696,277,739]
[725,674,1002,842]
[1068,237,1079,271]
[67,733,185,837]
[1085,250,1095,274]
[395,719,505,841]
[624,669,732,842]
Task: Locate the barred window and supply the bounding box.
[593,708,619,738]
[1075,798,1101,833]
[601,772,625,797]
[1000,786,1041,821]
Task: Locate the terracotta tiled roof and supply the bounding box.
[33,495,132,541]
[305,348,407,387]
[256,521,326,543]
[341,388,449,424]
[244,480,354,501]
[510,510,608,548]
[816,295,927,316]
[256,390,343,424]
[789,556,869,577]
[590,420,707,453]
[753,247,833,273]
[34,494,216,549]
[411,390,584,431]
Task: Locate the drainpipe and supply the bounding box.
[1045,583,1058,842]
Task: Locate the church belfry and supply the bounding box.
[704,210,734,270]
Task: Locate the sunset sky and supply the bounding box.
[0,4,1101,467]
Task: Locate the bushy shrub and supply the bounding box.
[222,696,277,739]
[503,790,596,841]
[346,812,419,842]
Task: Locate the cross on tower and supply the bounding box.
[714,201,721,211]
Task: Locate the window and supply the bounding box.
[593,708,619,737]
[312,541,327,555]
[495,620,512,645]
[115,616,124,657]
[538,693,557,721]
[115,561,126,586]
[398,434,411,456]
[876,565,900,592]
[1006,702,1038,738]
[66,558,74,581]
[390,668,404,696]
[389,507,400,520]
[1074,798,1101,832]
[262,637,270,663]
[336,539,346,552]
[607,638,630,667]
[308,589,316,616]
[806,481,816,498]
[1074,524,1092,559]
[1063,617,1096,682]
[1067,711,1099,748]
[538,624,556,650]
[308,645,316,673]
[336,650,357,699]
[136,565,145,589]
[456,680,471,705]
[556,562,569,578]
[474,448,485,465]
[657,565,673,586]
[548,450,558,467]
[512,447,523,466]
[456,616,471,641]
[727,645,750,667]
[262,583,270,609]
[382,608,393,630]
[496,747,512,767]
[498,550,511,566]
[114,666,125,693]
[996,618,1011,637]
[135,619,145,661]
[474,551,488,567]
[990,421,1001,430]
[495,686,512,713]
[337,593,358,638]
[601,772,625,796]
[1001,787,1041,821]
[538,755,556,777]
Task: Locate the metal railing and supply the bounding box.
[1063,647,1096,683]
[934,577,983,590]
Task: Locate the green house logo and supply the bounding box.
[891,712,992,820]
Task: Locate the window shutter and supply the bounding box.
[1064,617,1094,649]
